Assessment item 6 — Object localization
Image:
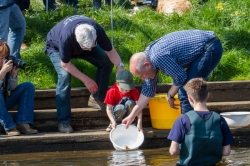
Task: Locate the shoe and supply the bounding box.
[5,127,20,136]
[16,124,38,134]
[21,43,27,50]
[106,124,112,132]
[58,124,74,133]
[88,95,106,110]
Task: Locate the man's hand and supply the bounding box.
[122,115,135,129]
[167,98,179,109]
[83,77,98,94]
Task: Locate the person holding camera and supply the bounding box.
[0,40,38,136]
[104,70,142,132]
[44,15,124,133]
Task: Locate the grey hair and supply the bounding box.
[75,24,97,48]
[135,52,147,72]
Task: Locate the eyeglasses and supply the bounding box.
[80,41,97,50]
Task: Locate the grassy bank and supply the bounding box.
[18,0,250,89]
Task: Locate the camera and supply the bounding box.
[5,56,26,69]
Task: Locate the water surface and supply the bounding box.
[0,147,249,166]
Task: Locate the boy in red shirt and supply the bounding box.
[104,70,142,132]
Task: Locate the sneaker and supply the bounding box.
[16,124,38,134]
[88,95,106,110]
[5,127,20,136]
[21,43,27,50]
[58,123,74,133]
[106,124,113,132]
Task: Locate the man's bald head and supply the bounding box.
[130,52,147,74]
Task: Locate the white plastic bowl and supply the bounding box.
[220,111,250,128]
[109,124,144,150]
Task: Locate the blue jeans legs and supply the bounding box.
[0,3,26,59]
[49,52,71,124]
[179,40,223,114]
[49,45,113,124]
[0,82,35,130]
[112,99,136,123]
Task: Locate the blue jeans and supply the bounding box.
[112,99,136,123]
[49,45,113,124]
[0,82,35,130]
[0,3,26,59]
[179,39,223,114]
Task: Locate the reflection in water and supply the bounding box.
[0,147,249,166]
[108,150,146,166]
[222,148,250,166]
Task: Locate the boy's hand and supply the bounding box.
[137,122,142,132]
[112,122,117,129]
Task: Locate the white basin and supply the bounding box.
[110,124,144,150]
[220,112,250,128]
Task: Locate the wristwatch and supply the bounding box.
[167,93,174,99]
[117,62,124,67]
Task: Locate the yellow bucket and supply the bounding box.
[148,93,181,129]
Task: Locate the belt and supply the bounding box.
[204,36,219,50]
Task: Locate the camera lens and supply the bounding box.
[17,60,26,69]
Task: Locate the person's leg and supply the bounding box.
[113,104,127,123]
[5,82,38,134]
[65,0,78,8]
[8,4,26,59]
[43,0,56,10]
[179,40,223,114]
[93,0,102,9]
[106,104,126,131]
[124,99,136,116]
[82,45,114,101]
[0,8,10,45]
[5,82,35,125]
[49,52,72,125]
[23,0,31,11]
[0,93,16,131]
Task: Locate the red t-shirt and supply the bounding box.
[104,84,140,106]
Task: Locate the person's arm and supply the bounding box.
[136,102,143,131]
[222,145,231,156]
[169,141,181,155]
[220,116,234,156]
[9,66,19,90]
[122,94,150,128]
[60,61,98,94]
[106,104,117,129]
[105,47,124,72]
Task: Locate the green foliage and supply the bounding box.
[19,0,250,89]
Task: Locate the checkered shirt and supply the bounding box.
[142,30,216,98]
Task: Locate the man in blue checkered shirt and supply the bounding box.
[122,30,223,127]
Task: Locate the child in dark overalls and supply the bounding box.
[168,78,234,166]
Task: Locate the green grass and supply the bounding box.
[18,0,250,89]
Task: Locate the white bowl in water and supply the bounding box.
[109,124,144,150]
[220,111,250,128]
